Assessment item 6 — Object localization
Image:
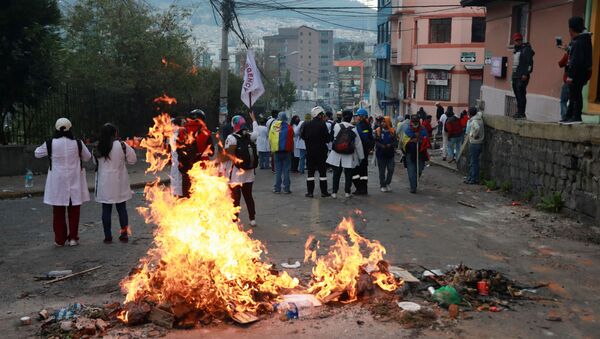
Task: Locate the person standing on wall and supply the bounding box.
[35,118,92,247]
[352,108,374,195]
[301,106,331,198]
[562,16,593,125]
[94,123,137,243]
[511,32,535,119]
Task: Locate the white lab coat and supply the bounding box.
[94,140,137,204]
[170,127,183,196]
[35,137,92,206]
[256,125,270,153]
[326,122,364,169]
[222,121,259,184]
[293,121,306,157]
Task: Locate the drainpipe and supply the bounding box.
[582,0,593,115]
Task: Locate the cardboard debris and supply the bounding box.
[389,266,420,283]
[231,312,259,324]
[148,307,174,328]
[281,294,322,308]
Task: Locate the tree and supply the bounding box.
[0,0,61,144]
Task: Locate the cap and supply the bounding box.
[512,32,523,41]
[356,108,368,117]
[55,118,72,131]
[311,106,325,118]
[435,101,440,106]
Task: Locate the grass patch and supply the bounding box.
[483,179,498,191]
[500,181,512,193]
[523,190,534,202]
[536,192,564,213]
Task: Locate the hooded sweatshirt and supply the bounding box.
[468,112,484,145]
[567,32,593,83]
[268,112,294,152]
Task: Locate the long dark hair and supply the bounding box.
[53,129,74,139]
[97,123,117,159]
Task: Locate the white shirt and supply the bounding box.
[223,121,259,184]
[94,140,137,203]
[35,137,92,206]
[256,125,270,153]
[326,122,364,169]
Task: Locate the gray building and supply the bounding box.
[264,26,334,106]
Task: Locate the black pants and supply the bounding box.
[332,166,353,194]
[231,182,256,220]
[512,78,529,117]
[306,156,328,194]
[352,157,369,194]
[566,80,585,121]
[292,156,300,172]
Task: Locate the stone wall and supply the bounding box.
[460,116,600,221]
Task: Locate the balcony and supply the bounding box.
[374,42,390,60]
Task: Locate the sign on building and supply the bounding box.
[460,52,476,63]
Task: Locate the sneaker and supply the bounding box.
[331,193,337,199]
[305,193,314,198]
[68,239,78,247]
[283,190,292,194]
[119,234,129,243]
[345,193,352,198]
[562,118,583,125]
[54,242,65,247]
[249,220,257,227]
[386,185,392,192]
[321,192,331,198]
[273,190,281,194]
[380,187,386,192]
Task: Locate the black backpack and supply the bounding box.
[233,132,258,170]
[46,138,84,170]
[333,125,356,155]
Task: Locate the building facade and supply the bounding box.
[461,0,600,122]
[263,26,335,110]
[378,0,486,121]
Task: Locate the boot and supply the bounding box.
[306,178,315,197]
[319,179,330,197]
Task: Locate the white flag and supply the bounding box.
[240,49,265,109]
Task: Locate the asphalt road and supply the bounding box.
[1,160,599,338]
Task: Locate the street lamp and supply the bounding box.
[269,51,299,109]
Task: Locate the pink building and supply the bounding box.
[388,0,485,120]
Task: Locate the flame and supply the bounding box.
[304,218,401,302]
[161,57,168,67]
[153,94,177,105]
[120,113,298,321]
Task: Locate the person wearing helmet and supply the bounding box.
[352,108,374,195]
[177,109,214,197]
[300,106,331,198]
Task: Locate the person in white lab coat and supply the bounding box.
[94,123,137,243]
[35,118,92,247]
[326,110,364,199]
[169,117,184,196]
[256,117,270,169]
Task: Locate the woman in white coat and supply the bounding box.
[169,117,183,196]
[256,117,270,169]
[326,110,364,199]
[35,118,92,247]
[94,123,137,243]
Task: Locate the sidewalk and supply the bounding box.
[0,161,169,199]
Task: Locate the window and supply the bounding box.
[398,22,401,40]
[471,17,486,43]
[425,71,451,101]
[511,4,529,41]
[321,39,329,44]
[429,18,452,43]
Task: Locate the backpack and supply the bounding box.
[233,132,258,170]
[46,138,83,171]
[333,125,356,154]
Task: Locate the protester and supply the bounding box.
[301,106,331,198]
[396,114,410,149]
[325,110,336,152]
[35,118,92,246]
[435,102,445,135]
[444,106,463,163]
[460,110,469,130]
[94,123,137,243]
[327,110,364,198]
[562,16,593,125]
[169,117,184,196]
[465,107,484,184]
[256,116,270,169]
[178,109,214,198]
[439,108,449,160]
[266,110,279,172]
[423,115,434,138]
[375,116,397,192]
[293,115,308,174]
[224,113,259,226]
[401,115,430,193]
[557,46,571,123]
[291,115,301,173]
[353,108,374,195]
[511,32,535,119]
[417,107,427,121]
[269,112,294,194]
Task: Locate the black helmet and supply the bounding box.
[189,109,206,121]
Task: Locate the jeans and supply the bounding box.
[298,149,306,173]
[405,153,425,193]
[332,166,353,194]
[447,136,462,160]
[377,156,395,187]
[259,152,270,169]
[566,80,585,121]
[560,83,569,121]
[512,78,529,117]
[102,202,128,240]
[273,152,291,192]
[469,143,482,183]
[231,182,256,220]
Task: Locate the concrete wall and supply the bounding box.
[459,115,600,221]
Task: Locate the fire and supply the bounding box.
[120,113,298,321]
[304,218,401,303]
[153,94,177,105]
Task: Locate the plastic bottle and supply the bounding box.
[25,169,33,188]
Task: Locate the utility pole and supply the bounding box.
[219,0,233,127]
[277,53,281,110]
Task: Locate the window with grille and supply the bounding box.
[425,71,451,101]
[429,18,451,43]
[511,4,529,42]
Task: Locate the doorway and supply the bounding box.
[468,75,483,108]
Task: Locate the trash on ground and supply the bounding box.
[397,301,421,312]
[422,269,443,278]
[232,311,259,324]
[432,286,462,307]
[281,294,322,308]
[389,266,420,282]
[20,316,32,326]
[281,261,301,269]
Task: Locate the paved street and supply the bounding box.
[1,160,600,338]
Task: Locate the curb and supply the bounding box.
[428,158,459,172]
[0,178,171,200]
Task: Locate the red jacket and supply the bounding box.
[558,53,568,83]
